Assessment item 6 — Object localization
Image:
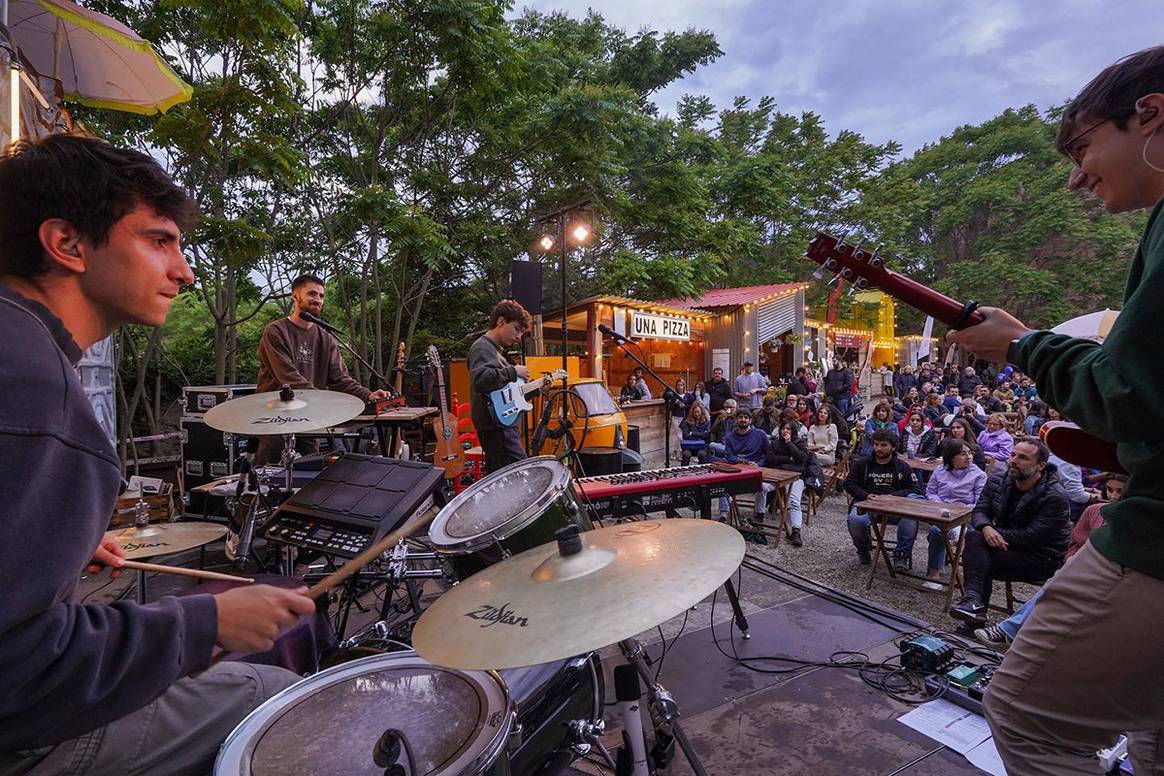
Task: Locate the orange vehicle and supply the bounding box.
[532,377,629,455]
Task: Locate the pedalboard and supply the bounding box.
[899,635,956,673]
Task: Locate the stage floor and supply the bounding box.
[77,540,992,776]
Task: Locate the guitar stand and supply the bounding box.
[618,638,710,776]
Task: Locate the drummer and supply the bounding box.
[0,135,314,774]
[253,273,390,466]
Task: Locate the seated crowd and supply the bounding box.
[668,359,1112,649]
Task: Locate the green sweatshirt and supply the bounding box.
[1012,198,1164,579]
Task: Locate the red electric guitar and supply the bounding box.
[805,231,1124,473]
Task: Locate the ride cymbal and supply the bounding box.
[106,521,227,559]
[203,389,364,435]
[412,519,745,670]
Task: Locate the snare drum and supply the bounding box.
[429,456,591,580]
[216,652,514,775]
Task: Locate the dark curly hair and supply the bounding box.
[488,299,532,331]
[0,134,197,278]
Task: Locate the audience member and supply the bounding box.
[958,366,982,397]
[706,366,732,415]
[949,438,1069,626]
[860,403,896,457]
[899,410,939,459]
[979,413,1015,465]
[808,405,839,465]
[824,357,854,416]
[943,417,988,469]
[844,428,921,565]
[900,440,989,590]
[765,422,809,547]
[707,398,737,457]
[722,409,777,520]
[751,395,782,434]
[679,403,711,465]
[894,365,918,398]
[974,474,1128,648]
[619,373,645,403]
[787,367,810,397]
[734,361,766,410]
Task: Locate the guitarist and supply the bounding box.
[469,299,537,473]
[948,46,1164,775]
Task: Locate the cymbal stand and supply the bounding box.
[618,638,708,776]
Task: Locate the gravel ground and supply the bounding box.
[740,492,1041,631]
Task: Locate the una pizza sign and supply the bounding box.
[631,312,691,341]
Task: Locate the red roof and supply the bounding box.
[656,282,806,310]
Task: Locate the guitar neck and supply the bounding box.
[877,267,982,329]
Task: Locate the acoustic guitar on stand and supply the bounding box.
[805,231,1123,473]
[391,342,408,458]
[425,345,465,479]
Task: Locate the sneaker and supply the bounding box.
[892,552,910,572]
[921,580,945,592]
[857,548,871,565]
[949,594,987,625]
[790,528,803,547]
[973,624,1012,649]
[224,529,240,561]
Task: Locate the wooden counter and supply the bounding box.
[619,399,668,469]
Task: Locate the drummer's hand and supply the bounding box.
[214,585,316,653]
[515,365,530,380]
[945,307,1033,365]
[367,389,389,402]
[86,536,126,578]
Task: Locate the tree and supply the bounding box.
[858,105,1146,329]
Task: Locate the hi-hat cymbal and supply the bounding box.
[412,519,744,670]
[105,521,227,560]
[203,389,364,435]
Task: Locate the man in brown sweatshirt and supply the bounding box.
[254,274,388,465]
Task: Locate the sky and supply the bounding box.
[519,0,1161,157]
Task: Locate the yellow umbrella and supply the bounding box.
[4,0,191,116]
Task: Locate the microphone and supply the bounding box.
[531,392,557,451]
[299,309,341,334]
[597,323,630,344]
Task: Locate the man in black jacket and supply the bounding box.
[949,437,1069,626]
[824,357,854,416]
[845,428,921,565]
[705,366,733,416]
[786,367,810,397]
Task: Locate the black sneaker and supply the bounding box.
[892,552,910,572]
[973,624,1012,649]
[790,528,803,547]
[949,594,987,625]
[857,548,871,565]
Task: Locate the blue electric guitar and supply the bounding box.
[489,369,567,427]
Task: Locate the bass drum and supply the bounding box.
[429,456,591,581]
[216,652,514,776]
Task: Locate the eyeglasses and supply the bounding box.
[1062,117,1111,165]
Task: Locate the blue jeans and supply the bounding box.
[998,587,1043,640]
[848,505,918,554]
[707,442,726,458]
[834,396,851,417]
[897,494,962,574]
[720,482,777,517]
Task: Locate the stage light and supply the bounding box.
[539,235,555,251]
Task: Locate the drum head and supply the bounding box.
[216,653,511,776]
[429,456,571,554]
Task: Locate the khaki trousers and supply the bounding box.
[985,541,1164,774]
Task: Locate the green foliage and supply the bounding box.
[859,105,1145,329]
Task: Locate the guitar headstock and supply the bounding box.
[805,232,891,294]
[425,344,442,370]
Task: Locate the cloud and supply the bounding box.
[517,0,1162,154]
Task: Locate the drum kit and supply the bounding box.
[198,388,745,775]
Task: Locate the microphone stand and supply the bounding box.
[606,333,679,468]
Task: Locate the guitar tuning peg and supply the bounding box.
[869,243,884,269]
[827,272,843,289]
[834,229,853,251]
[852,277,869,290]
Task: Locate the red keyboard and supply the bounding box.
[574,464,761,520]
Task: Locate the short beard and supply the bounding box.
[1011,465,1037,481]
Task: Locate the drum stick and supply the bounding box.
[120,560,254,584]
[304,511,436,601]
